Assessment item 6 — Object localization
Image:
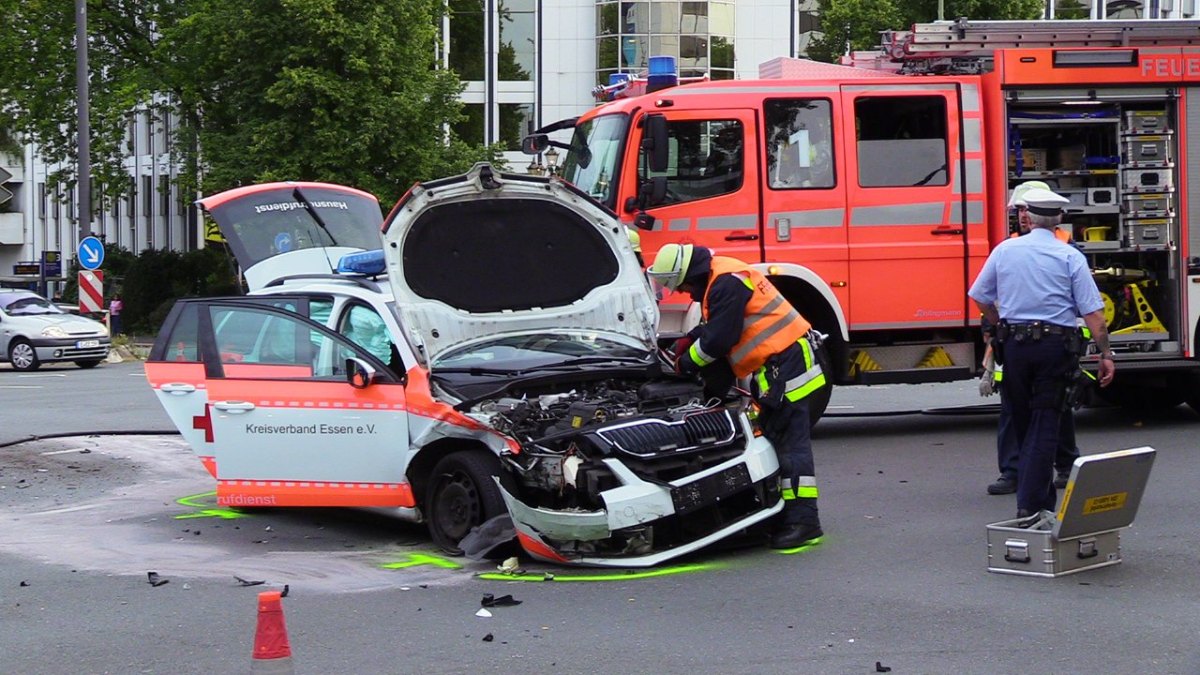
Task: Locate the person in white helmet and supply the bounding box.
[983,180,1082,496]
[969,187,1115,518]
[648,243,825,548]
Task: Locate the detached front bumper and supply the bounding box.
[33,336,111,362]
[498,435,783,567]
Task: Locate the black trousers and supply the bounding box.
[1000,333,1076,513]
[757,396,819,526]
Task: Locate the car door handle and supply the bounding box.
[160,383,196,396]
[213,401,256,414]
[724,233,759,241]
[931,228,964,235]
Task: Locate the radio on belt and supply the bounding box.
[986,446,1156,578]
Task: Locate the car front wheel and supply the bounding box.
[425,450,509,555]
[9,339,40,371]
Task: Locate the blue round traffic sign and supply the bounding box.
[77,236,105,271]
[274,232,293,253]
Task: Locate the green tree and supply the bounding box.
[0,0,497,212]
[807,0,1045,63]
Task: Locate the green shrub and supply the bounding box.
[63,243,240,335]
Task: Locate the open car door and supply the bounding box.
[147,298,414,508]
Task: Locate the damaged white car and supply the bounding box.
[146,164,782,566]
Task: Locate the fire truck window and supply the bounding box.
[854,96,948,188]
[765,99,834,189]
[639,119,743,204]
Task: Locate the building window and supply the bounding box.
[453,103,486,144]
[499,0,535,81]
[449,0,486,81]
[145,111,155,157]
[854,96,948,188]
[499,103,535,151]
[447,0,537,147]
[38,183,46,221]
[142,176,153,222]
[597,0,734,84]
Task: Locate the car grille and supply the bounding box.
[596,409,738,458]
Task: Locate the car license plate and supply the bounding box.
[76,339,100,348]
[671,463,752,516]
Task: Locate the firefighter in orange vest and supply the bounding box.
[649,244,825,548]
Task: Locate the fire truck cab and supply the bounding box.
[530,20,1200,418]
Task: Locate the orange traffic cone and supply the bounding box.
[251,590,294,674]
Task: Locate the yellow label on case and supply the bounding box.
[1083,492,1128,515]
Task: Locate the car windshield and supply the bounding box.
[0,292,64,315]
[433,332,650,374]
[559,114,628,209]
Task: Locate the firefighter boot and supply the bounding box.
[770,523,824,549]
[770,498,823,549]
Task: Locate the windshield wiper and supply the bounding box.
[434,355,653,378]
[292,187,339,246]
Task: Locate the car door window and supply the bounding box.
[336,303,400,371]
[161,303,202,362]
[207,304,378,380]
[854,96,948,187]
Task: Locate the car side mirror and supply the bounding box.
[643,115,669,173]
[521,134,550,155]
[346,357,377,389]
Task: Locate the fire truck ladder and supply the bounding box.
[877,19,1200,72]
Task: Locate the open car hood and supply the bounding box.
[198,182,383,292]
[382,164,658,362]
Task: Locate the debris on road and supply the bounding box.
[146,571,169,587]
[475,608,493,618]
[235,576,266,587]
[876,662,892,673]
[496,557,521,575]
[482,633,494,642]
[481,593,522,608]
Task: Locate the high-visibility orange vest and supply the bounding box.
[701,257,811,377]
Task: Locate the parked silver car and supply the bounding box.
[0,289,111,371]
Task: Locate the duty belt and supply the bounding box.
[996,320,1072,341]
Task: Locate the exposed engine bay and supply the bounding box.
[464,376,772,558]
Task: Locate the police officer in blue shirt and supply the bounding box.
[969,187,1116,518]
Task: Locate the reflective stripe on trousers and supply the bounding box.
[781,476,819,500]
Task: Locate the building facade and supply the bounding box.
[8,0,1176,281]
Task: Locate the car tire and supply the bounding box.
[75,359,103,369]
[425,450,510,556]
[9,339,40,371]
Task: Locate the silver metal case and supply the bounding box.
[987,447,1156,578]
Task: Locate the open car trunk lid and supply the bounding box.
[382,164,658,363]
[198,182,384,292]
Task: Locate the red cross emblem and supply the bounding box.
[192,404,214,443]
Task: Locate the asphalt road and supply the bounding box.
[2,362,1199,673]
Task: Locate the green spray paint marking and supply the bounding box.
[380,552,463,570]
[477,562,721,582]
[773,536,823,555]
[174,491,250,520]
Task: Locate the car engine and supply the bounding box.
[470,378,748,514]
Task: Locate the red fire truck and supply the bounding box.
[525,19,1200,421]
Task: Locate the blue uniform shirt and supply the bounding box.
[969,228,1103,327]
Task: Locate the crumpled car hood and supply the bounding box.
[382,164,658,363]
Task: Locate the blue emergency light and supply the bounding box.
[336,249,387,276]
[646,55,678,92]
